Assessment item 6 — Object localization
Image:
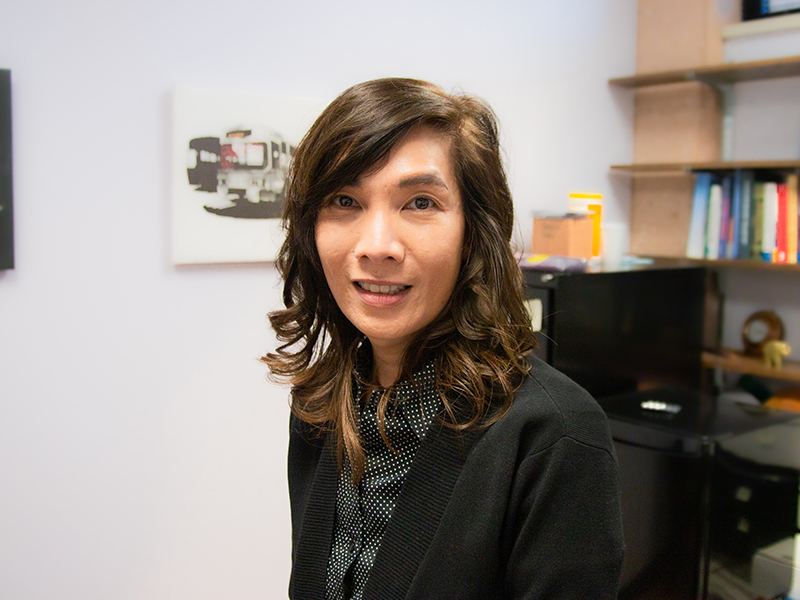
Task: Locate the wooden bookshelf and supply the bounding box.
[611,160,800,173]
[609,54,800,88]
[703,349,800,383]
[641,256,800,272]
[615,7,800,300]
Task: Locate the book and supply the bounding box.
[762,182,779,262]
[743,0,800,20]
[776,183,788,263]
[751,181,765,259]
[705,183,722,260]
[787,174,798,265]
[738,170,755,259]
[686,172,712,259]
[728,170,743,259]
[718,176,732,259]
[519,253,587,272]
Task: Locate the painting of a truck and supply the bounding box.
[187,127,296,219]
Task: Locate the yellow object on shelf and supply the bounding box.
[568,193,602,257]
[766,388,800,414]
[763,340,792,369]
[764,398,800,413]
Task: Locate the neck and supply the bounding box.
[370,341,406,388]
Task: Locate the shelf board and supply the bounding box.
[608,54,800,88]
[723,13,800,39]
[703,349,800,382]
[610,160,800,173]
[642,256,800,272]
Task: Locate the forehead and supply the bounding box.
[353,125,457,188]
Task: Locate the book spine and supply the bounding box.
[787,173,799,264]
[686,172,712,259]
[752,181,764,259]
[739,170,753,259]
[728,170,742,259]
[706,183,722,260]
[777,183,788,263]
[719,176,732,259]
[762,182,779,261]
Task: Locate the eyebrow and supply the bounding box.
[396,173,450,190]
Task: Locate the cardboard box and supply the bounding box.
[532,216,593,259]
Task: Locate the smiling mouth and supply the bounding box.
[356,281,410,295]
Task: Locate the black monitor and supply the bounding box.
[525,267,717,399]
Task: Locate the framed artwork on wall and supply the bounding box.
[0,69,13,270]
[171,86,324,265]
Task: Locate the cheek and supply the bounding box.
[316,229,361,320]
[315,224,341,290]
[315,221,339,263]
[426,229,465,296]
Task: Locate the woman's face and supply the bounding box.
[315,125,465,366]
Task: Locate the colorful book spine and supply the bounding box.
[686,172,712,259]
[738,170,754,259]
[718,176,732,259]
[762,182,779,261]
[751,181,765,259]
[728,170,742,259]
[706,183,722,260]
[787,173,798,265]
[776,183,788,263]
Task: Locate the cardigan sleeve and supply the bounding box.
[502,434,624,600]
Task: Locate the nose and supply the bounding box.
[353,207,405,263]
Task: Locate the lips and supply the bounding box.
[356,281,410,295]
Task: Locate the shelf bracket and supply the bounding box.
[691,76,735,162]
[718,84,735,163]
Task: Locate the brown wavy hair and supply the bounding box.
[263,78,536,479]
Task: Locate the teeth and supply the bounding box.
[358,282,407,294]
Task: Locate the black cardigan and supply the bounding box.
[287,358,624,599]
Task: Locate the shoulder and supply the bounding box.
[489,356,614,457]
[288,413,328,472]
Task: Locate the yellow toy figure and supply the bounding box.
[763,340,792,369]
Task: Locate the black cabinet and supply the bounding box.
[602,388,799,600]
[523,267,799,599]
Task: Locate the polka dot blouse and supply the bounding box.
[325,361,442,600]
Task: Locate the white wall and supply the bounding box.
[0,1,637,598]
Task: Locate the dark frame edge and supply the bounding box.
[0,68,14,270]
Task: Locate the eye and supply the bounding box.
[332,195,356,208]
[410,196,432,210]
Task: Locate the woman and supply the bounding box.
[264,78,624,600]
